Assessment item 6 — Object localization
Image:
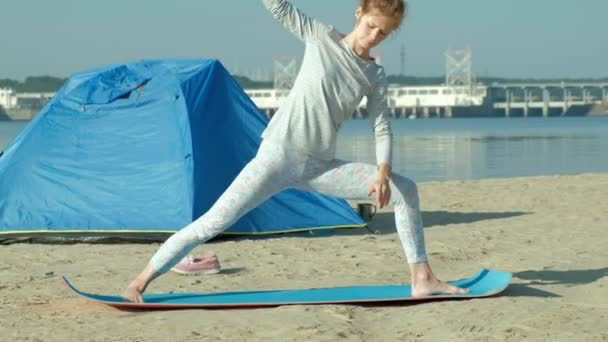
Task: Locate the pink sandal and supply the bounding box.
[171,254,221,275]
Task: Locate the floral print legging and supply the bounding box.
[149,141,427,274]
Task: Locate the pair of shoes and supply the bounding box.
[171,254,221,275]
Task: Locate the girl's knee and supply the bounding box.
[390,174,419,205]
[188,216,225,242]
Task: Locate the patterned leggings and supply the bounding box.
[149,141,427,274]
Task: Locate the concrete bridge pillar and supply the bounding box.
[582,88,590,104]
[423,107,430,118]
[523,88,530,118]
[603,87,608,103]
[562,88,570,115]
[505,89,511,117]
[542,88,550,117]
[445,106,453,118]
[409,107,417,119]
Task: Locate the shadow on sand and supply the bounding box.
[336,210,529,236]
[0,210,530,244]
[503,267,608,299]
[514,267,608,287]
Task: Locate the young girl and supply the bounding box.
[122,0,468,303]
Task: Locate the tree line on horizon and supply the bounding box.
[2,74,607,93]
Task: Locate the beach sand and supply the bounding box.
[1,173,607,341]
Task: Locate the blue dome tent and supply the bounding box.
[0,59,365,242]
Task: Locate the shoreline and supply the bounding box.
[1,173,607,341]
[2,109,608,122]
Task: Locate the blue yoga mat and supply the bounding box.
[62,269,511,309]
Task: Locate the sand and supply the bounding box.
[1,173,607,341]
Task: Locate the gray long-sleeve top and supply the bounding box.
[261,0,393,166]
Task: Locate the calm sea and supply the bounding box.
[2,117,607,183]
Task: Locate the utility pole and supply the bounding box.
[273,56,297,90]
[400,42,406,76]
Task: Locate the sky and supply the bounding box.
[1,0,606,81]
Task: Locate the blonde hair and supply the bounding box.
[360,0,407,27]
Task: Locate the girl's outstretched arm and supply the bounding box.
[366,69,394,209]
[262,0,328,42]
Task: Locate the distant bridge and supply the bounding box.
[247,85,488,119]
[249,82,608,118]
[489,82,608,117]
[3,82,608,121]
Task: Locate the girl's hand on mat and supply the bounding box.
[368,178,391,209]
[121,285,144,303]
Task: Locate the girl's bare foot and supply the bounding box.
[410,262,470,297]
[412,276,469,297]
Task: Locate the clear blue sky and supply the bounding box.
[1,0,606,80]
